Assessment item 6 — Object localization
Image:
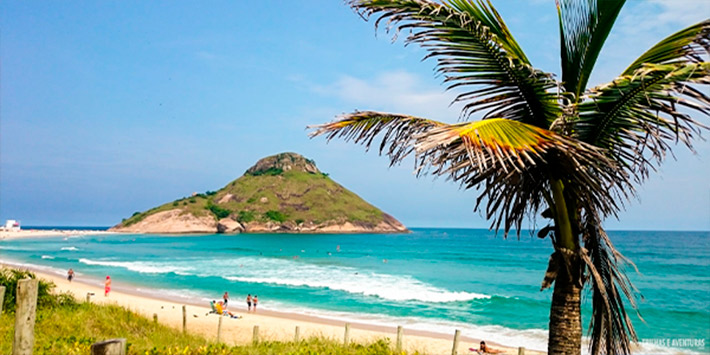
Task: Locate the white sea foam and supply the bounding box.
[78,258,193,274]
[184,256,487,302]
[0,246,28,251]
[41,255,55,259]
[75,256,487,303]
[60,246,78,251]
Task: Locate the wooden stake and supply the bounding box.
[90,338,126,355]
[518,347,526,355]
[217,316,223,343]
[13,278,38,355]
[0,285,6,314]
[294,326,300,342]
[182,305,186,333]
[86,292,91,303]
[344,323,351,345]
[451,329,460,355]
[396,325,403,353]
[252,325,260,344]
[153,313,158,323]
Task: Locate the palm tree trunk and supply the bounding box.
[548,259,583,354]
[548,178,582,354]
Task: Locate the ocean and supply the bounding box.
[1,228,708,354]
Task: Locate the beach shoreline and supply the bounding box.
[1,261,541,355]
[0,229,113,241]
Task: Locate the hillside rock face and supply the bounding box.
[246,153,320,175]
[112,209,217,234]
[110,152,408,234]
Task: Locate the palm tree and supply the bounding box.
[309,1,710,354]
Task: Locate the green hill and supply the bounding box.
[110,152,407,234]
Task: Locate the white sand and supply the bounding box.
[0,229,113,240]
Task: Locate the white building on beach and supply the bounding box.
[3,220,21,231]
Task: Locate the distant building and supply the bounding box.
[3,220,20,231]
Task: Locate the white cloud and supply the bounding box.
[588,0,710,87]
[616,0,710,37]
[314,71,462,122]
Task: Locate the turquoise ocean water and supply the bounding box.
[1,228,708,354]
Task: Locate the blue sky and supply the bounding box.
[1,1,708,230]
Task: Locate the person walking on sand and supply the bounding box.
[67,268,74,282]
[104,276,111,297]
[223,291,229,307]
[246,294,252,312]
[252,295,258,312]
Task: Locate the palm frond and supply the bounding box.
[348,0,560,127]
[308,111,445,165]
[413,118,632,235]
[623,20,710,75]
[575,62,710,182]
[557,0,626,99]
[581,213,641,355]
[311,112,632,235]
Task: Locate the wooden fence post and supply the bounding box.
[294,326,300,342]
[396,325,403,353]
[518,347,526,355]
[451,329,460,355]
[13,278,38,355]
[90,338,126,355]
[344,323,351,345]
[252,325,260,344]
[0,285,6,314]
[217,316,223,343]
[153,313,158,323]
[86,292,91,303]
[182,305,186,333]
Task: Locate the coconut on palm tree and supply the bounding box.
[309,1,710,354]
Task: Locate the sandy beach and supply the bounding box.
[0,229,113,240]
[3,265,541,355]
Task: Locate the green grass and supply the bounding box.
[0,306,407,354]
[0,302,212,354]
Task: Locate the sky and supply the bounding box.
[1,0,709,230]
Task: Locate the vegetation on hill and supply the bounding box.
[117,152,391,230]
[1,268,409,354]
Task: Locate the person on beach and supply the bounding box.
[246,294,252,312]
[104,276,111,297]
[216,301,239,318]
[252,295,258,312]
[67,268,74,282]
[478,341,501,354]
[223,291,229,307]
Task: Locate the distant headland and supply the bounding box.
[109,152,408,234]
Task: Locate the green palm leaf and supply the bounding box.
[349,0,559,127]
[557,0,626,99]
[576,62,710,181]
[308,111,445,165]
[623,19,710,75]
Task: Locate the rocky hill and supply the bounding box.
[109,152,408,234]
